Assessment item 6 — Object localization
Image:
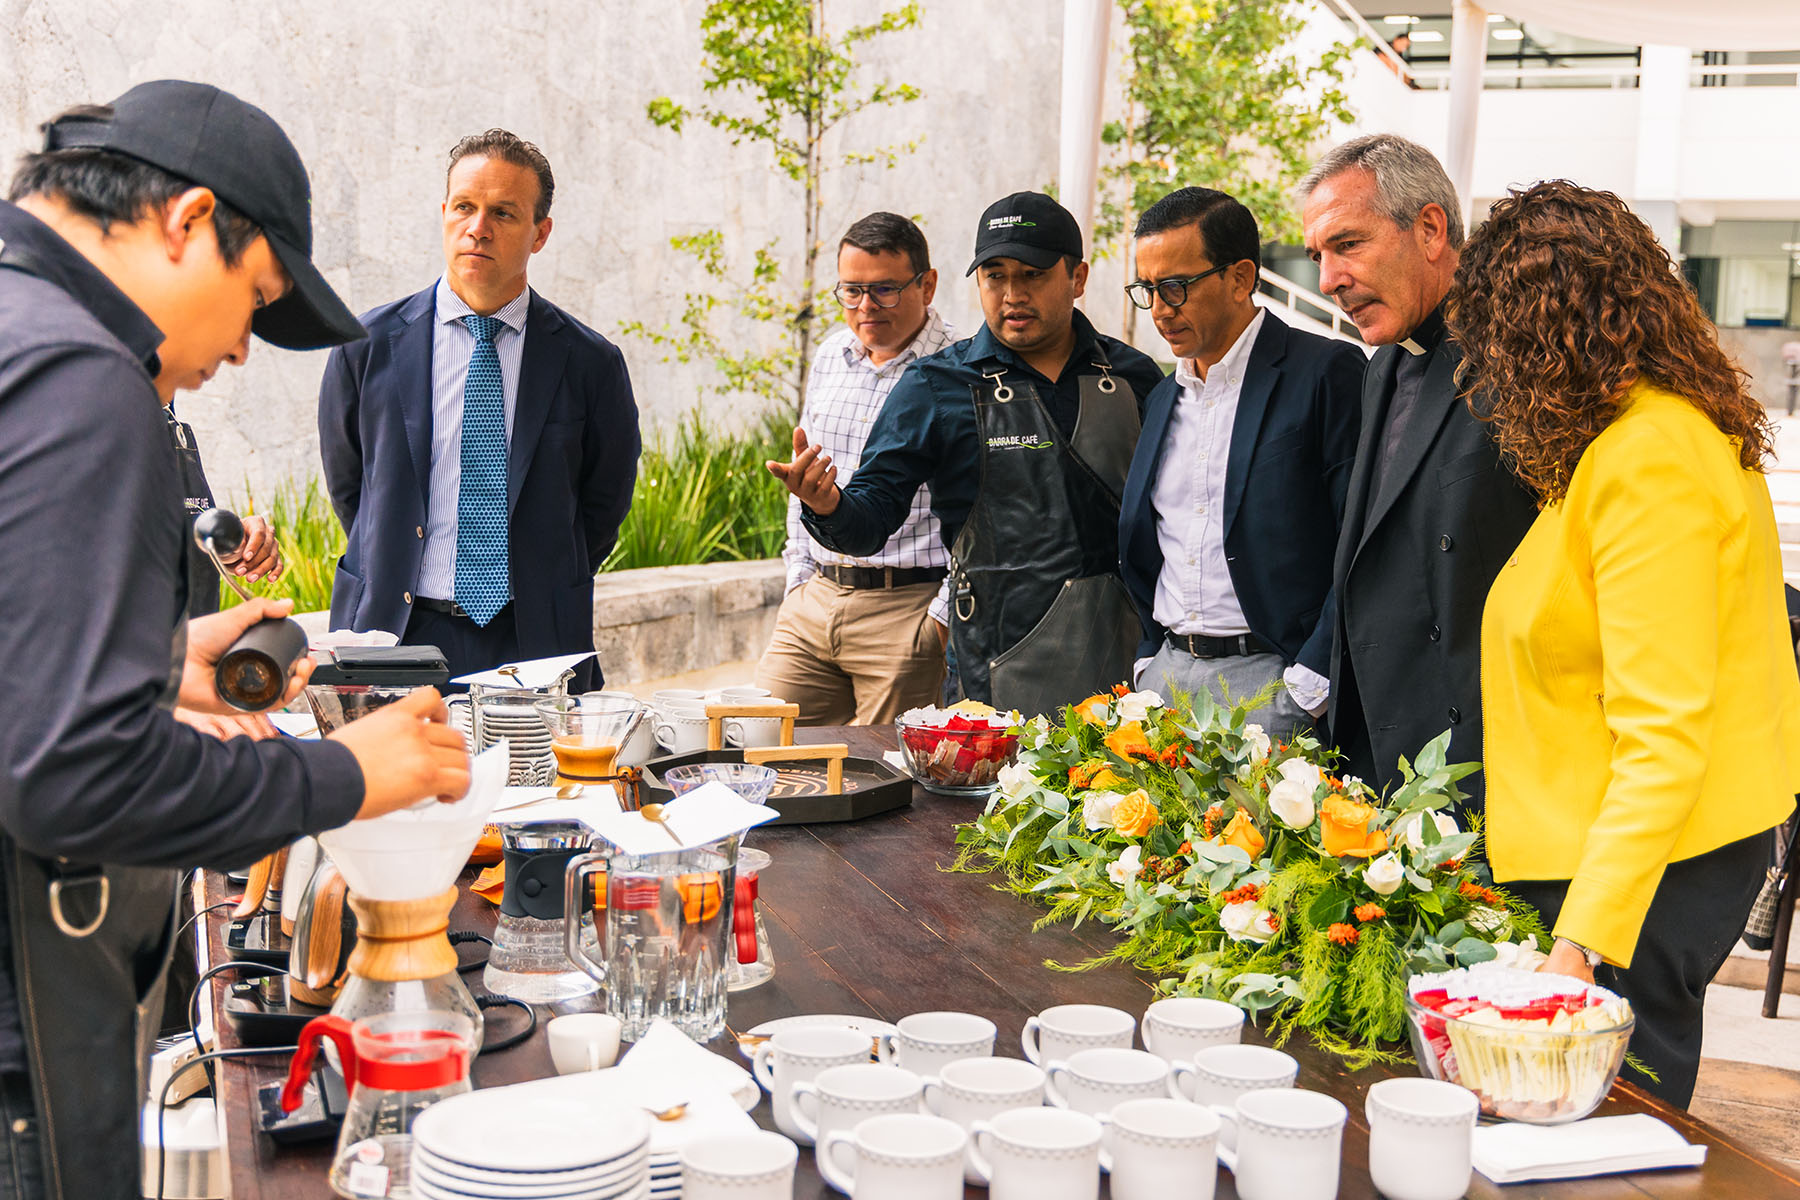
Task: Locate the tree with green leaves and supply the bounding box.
[1098,0,1356,338]
[627,0,924,420]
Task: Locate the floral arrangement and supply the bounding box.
[954,685,1549,1065]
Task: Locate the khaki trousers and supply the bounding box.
[754,576,947,726]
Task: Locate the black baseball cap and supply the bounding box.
[41,80,365,349]
[965,191,1084,276]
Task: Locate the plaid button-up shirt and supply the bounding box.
[784,310,956,624]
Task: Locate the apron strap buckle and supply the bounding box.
[1092,361,1118,394]
[47,869,109,939]
[980,368,1015,403]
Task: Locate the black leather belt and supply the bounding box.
[414,595,471,617]
[820,564,947,590]
[1167,631,1273,659]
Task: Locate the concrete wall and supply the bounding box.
[0,0,1101,508]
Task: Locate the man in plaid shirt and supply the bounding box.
[754,213,954,724]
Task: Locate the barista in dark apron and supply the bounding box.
[166,406,222,618]
[950,352,1141,716]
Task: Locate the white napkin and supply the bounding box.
[452,652,597,689]
[320,742,510,899]
[587,782,778,855]
[1472,1114,1707,1183]
[490,785,625,826]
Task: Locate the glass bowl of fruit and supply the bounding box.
[1405,967,1634,1125]
[894,702,1022,797]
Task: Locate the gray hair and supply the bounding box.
[1298,133,1464,248]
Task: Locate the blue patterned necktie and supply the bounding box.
[453,314,511,626]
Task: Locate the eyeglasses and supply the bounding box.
[1124,261,1238,310]
[833,271,926,309]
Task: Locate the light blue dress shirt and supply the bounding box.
[419,277,530,600]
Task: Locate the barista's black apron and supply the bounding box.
[949,353,1141,716]
[0,348,186,1196]
[166,407,222,619]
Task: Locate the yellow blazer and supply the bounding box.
[1483,383,1800,967]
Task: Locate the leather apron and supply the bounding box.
[949,352,1142,716]
[166,407,221,619]
[0,362,187,1196]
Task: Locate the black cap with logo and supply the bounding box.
[965,191,1084,276]
[42,80,365,349]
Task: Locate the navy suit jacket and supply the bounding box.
[319,284,640,667]
[1119,313,1365,674]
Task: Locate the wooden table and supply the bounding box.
[206,725,1800,1199]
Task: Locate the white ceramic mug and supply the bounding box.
[724,713,787,749]
[652,688,705,707]
[968,1105,1103,1200]
[1210,1088,1347,1200]
[1099,1097,1220,1200]
[1140,996,1243,1065]
[791,1063,923,1149]
[679,1130,799,1200]
[1044,1047,1172,1117]
[544,1013,622,1074]
[1170,1043,1298,1107]
[1020,1003,1135,1065]
[751,1026,874,1144]
[920,1056,1046,1184]
[1365,1077,1478,1200]
[654,711,711,753]
[876,1010,997,1077]
[720,686,774,703]
[817,1112,966,1199]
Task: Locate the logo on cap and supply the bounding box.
[987,215,1038,231]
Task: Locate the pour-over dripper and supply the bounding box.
[534,694,649,788]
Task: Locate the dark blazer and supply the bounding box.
[1326,337,1537,805]
[319,284,640,667]
[1119,313,1366,674]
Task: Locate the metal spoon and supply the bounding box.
[641,1101,689,1122]
[497,665,527,688]
[637,803,685,848]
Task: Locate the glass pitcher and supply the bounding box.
[563,838,739,1041]
[281,1010,474,1199]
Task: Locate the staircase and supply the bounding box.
[1255,267,1371,355]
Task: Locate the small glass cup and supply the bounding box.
[728,847,774,991]
[663,762,778,804]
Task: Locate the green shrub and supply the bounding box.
[217,477,344,613]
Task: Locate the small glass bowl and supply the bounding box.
[1404,988,1633,1124]
[662,763,778,805]
[893,717,1020,797]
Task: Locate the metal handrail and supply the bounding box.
[1406,60,1800,90]
[1257,267,1364,346]
[1314,0,1418,87]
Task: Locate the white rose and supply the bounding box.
[1267,776,1317,829]
[1114,690,1165,724]
[1275,757,1323,791]
[1107,845,1144,887]
[1083,790,1122,832]
[1220,900,1277,944]
[1241,724,1272,761]
[1396,810,1460,854]
[1363,852,1405,896]
[997,760,1035,800]
[1488,939,1549,972]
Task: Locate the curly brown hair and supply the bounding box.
[1445,180,1772,504]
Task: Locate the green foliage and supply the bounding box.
[630,0,924,419]
[1098,0,1357,259]
[217,477,343,613]
[603,410,789,571]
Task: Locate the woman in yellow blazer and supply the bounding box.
[1445,180,1800,1108]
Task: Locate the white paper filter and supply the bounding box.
[320,741,510,900]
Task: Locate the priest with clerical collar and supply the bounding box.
[1298,134,1537,817]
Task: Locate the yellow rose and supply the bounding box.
[1220,809,1267,858]
[1319,796,1389,859]
[1103,721,1154,762]
[1111,789,1161,838]
[1073,694,1111,725]
[1089,767,1128,791]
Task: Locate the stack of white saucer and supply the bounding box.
[409,1093,652,1199]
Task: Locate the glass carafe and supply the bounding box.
[484,820,600,1003]
[563,838,738,1041]
[281,1010,473,1199]
[727,846,774,991]
[329,889,483,1057]
[535,693,650,803]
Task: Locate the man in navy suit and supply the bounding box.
[1118,187,1364,734]
[320,129,640,686]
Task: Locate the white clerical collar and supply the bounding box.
[1399,337,1427,356]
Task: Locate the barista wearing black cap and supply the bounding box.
[770,193,1163,715]
[0,81,469,1198]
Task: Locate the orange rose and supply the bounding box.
[1104,722,1154,761]
[1089,767,1127,791]
[1319,796,1389,859]
[1220,809,1267,858]
[1074,694,1111,725]
[1111,789,1160,838]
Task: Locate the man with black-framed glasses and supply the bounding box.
[1118,186,1365,734]
[754,212,957,724]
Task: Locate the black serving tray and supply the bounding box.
[641,749,913,825]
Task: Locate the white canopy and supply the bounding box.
[1496,1,1800,50]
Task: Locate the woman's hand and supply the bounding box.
[1539,938,1596,985]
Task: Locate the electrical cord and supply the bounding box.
[176,900,235,950]
[476,994,536,1053]
[449,930,492,973]
[155,1044,296,1200]
[187,961,288,1079]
